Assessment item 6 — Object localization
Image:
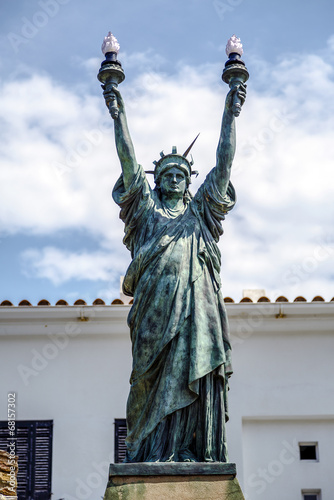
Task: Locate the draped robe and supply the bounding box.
[113,164,236,462]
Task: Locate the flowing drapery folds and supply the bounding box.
[113,165,236,462]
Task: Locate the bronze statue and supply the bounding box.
[100,35,247,463]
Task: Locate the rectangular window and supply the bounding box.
[299,442,318,461]
[0,420,53,500]
[114,418,127,463]
[302,490,321,500]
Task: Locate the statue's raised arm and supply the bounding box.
[213,83,246,196]
[103,86,138,190]
[98,33,249,471]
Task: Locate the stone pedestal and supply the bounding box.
[103,462,245,500]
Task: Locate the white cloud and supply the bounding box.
[21,247,129,286]
[2,48,334,299]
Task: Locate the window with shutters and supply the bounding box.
[114,418,127,463]
[0,420,53,500]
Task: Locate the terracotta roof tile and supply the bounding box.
[37,299,51,306]
[275,296,289,302]
[258,296,270,302]
[93,298,105,305]
[294,296,307,302]
[0,300,13,306]
[0,295,333,306]
[224,297,234,303]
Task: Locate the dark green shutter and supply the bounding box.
[114,419,127,463]
[0,421,52,500]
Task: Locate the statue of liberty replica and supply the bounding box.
[98,33,248,466]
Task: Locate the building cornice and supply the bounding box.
[0,302,333,337]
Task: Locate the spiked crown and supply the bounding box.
[145,135,200,183]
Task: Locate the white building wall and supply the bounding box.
[242,419,333,500]
[0,302,333,500]
[0,306,133,499]
[227,302,334,499]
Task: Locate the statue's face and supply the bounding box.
[159,167,187,198]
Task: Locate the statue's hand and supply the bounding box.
[102,85,125,116]
[225,83,247,117]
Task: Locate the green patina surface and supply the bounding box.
[102,74,246,464]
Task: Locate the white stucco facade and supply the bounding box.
[0,301,333,499]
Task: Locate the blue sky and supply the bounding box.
[0,0,334,305]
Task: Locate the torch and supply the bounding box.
[222,35,249,117]
[97,32,125,119]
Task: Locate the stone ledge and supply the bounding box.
[108,462,236,477]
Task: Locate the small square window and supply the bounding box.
[302,489,321,500]
[299,442,318,461]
